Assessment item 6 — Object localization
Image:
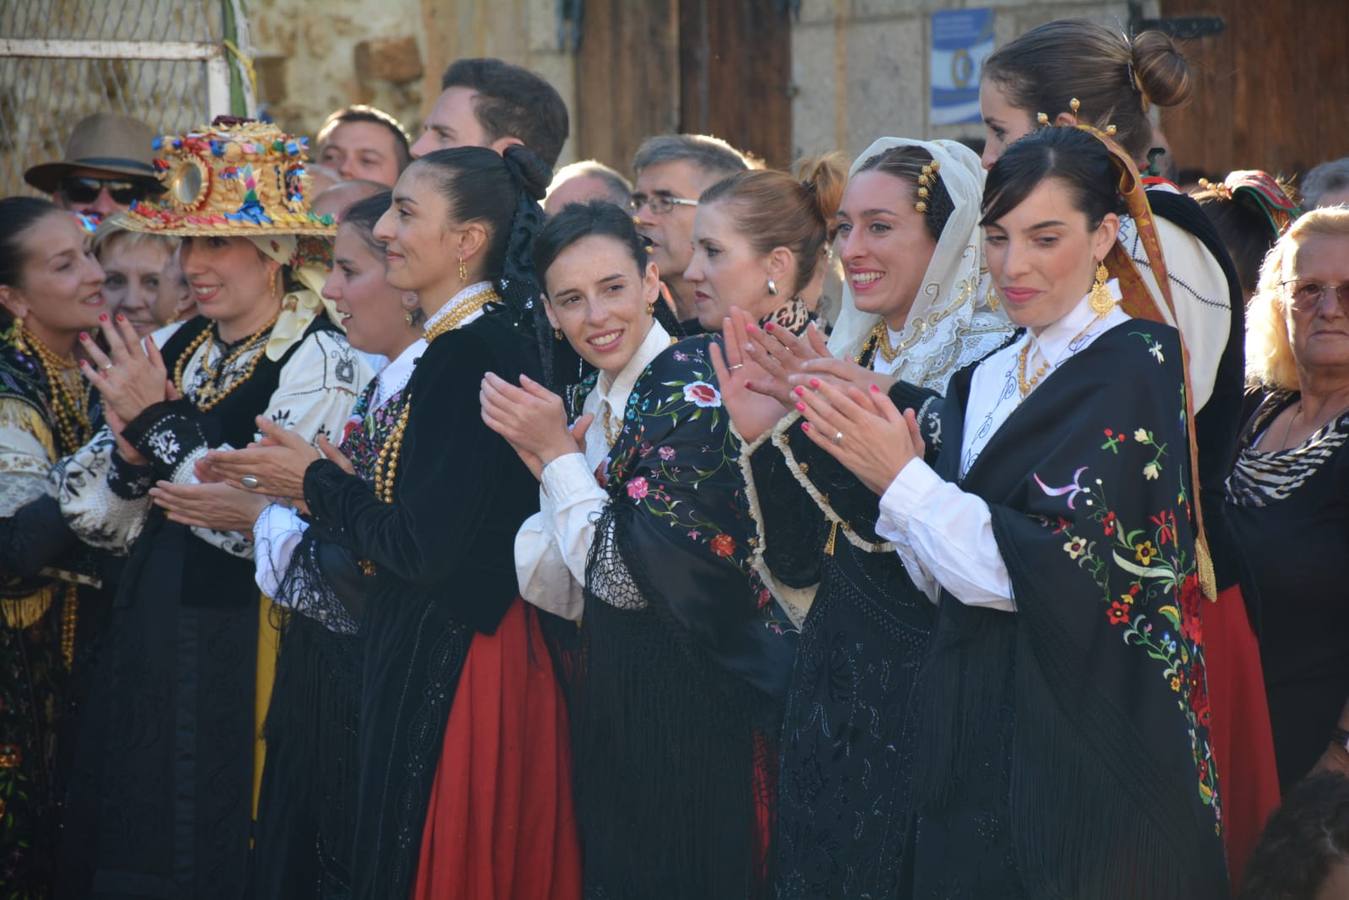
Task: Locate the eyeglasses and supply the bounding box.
[59,176,155,206]
[628,193,698,215]
[1282,279,1349,312]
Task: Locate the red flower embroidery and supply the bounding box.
[1101,510,1117,536]
[682,381,721,408]
[1107,601,1131,625]
[1180,573,1203,643]
[626,476,649,501]
[710,533,736,558]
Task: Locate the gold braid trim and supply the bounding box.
[768,411,895,555]
[732,419,815,628]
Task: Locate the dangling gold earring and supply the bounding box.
[646,300,656,316]
[553,328,563,341]
[1088,262,1114,316]
[10,315,28,353]
[458,256,468,284]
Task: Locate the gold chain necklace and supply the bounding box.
[867,321,902,365]
[423,287,500,343]
[601,402,621,446]
[173,314,278,412]
[20,327,91,453]
[1016,312,1109,398]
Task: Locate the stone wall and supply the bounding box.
[248,0,578,163]
[789,0,1155,162]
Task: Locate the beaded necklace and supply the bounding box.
[357,287,499,575]
[18,325,91,454]
[173,313,279,411]
[1015,310,1109,398]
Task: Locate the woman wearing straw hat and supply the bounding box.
[51,118,371,900]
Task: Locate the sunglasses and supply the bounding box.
[59,176,155,206]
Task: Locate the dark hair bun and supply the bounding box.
[796,153,847,226]
[502,144,551,202]
[1130,30,1192,108]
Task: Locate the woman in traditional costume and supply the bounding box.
[146,191,424,897]
[976,20,1280,880]
[490,160,840,898]
[790,124,1229,898]
[204,145,581,900]
[0,196,105,896]
[714,139,1012,897]
[52,119,369,900]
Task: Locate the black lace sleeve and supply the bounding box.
[0,494,75,586]
[273,529,363,635]
[121,398,210,481]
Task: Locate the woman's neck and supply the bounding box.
[379,330,421,364]
[23,317,79,359]
[217,296,281,343]
[418,274,485,321]
[881,295,916,334]
[1296,368,1349,421]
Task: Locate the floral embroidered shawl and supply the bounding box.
[904,318,1228,898]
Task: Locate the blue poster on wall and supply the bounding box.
[931,8,995,126]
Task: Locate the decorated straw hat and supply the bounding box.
[118,117,335,237]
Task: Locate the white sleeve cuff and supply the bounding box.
[541,451,604,502]
[876,457,945,541]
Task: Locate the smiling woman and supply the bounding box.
[91,222,177,336]
[47,120,372,900]
[0,195,105,893]
[487,199,798,900]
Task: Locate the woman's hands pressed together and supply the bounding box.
[150,480,270,533]
[79,312,171,425]
[708,306,791,445]
[480,372,592,481]
[794,379,925,496]
[199,416,344,500]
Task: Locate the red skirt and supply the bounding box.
[1202,585,1280,893]
[411,599,582,900]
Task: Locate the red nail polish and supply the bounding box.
[98,313,109,322]
[795,402,806,412]
[801,422,812,432]
[809,378,821,389]
[764,321,775,332]
[746,323,758,333]
[79,332,89,341]
[793,386,805,397]
[870,384,880,393]
[115,313,126,322]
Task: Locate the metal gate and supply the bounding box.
[0,0,255,198]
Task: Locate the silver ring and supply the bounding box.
[832,431,844,445]
[728,363,744,371]
[240,475,260,490]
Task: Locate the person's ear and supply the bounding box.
[1091,212,1121,262]
[541,296,560,330]
[491,136,524,157]
[641,261,661,307]
[0,286,30,322]
[456,221,491,269]
[765,246,795,293]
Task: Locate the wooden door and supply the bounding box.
[1158,0,1349,182]
[574,0,792,175]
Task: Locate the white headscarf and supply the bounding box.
[827,138,1011,392]
[249,234,345,361]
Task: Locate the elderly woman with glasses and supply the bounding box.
[1226,206,1349,790]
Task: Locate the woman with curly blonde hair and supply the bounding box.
[1227,207,1349,791]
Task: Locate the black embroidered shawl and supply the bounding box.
[572,335,797,900]
[904,319,1228,898]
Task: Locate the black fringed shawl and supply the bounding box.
[571,335,798,900]
[300,308,539,900]
[904,319,1228,898]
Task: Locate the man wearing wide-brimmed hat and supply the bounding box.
[24,113,165,225]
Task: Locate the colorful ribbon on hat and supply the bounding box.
[1198,170,1302,236]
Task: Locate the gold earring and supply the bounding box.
[458,256,467,284]
[646,300,656,316]
[1088,262,1114,316]
[10,315,28,353]
[553,328,563,341]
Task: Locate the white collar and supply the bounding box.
[422,280,496,335]
[372,337,427,410]
[1027,279,1124,366]
[595,320,670,408]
